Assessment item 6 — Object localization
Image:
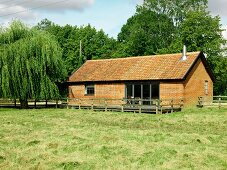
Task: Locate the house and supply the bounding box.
[68,51,214,106]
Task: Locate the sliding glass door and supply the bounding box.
[125,82,159,105]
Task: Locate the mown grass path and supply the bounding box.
[0,108,226,169]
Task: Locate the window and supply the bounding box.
[205,81,208,95]
[134,84,141,98]
[85,84,95,95]
[151,83,159,99]
[126,84,133,98]
[125,82,159,100]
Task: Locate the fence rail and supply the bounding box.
[67,98,184,114]
[198,96,227,108]
[0,98,61,108]
[0,98,184,114]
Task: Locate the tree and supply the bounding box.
[139,0,208,26]
[212,56,227,95]
[116,10,175,57]
[0,20,66,108]
[180,11,224,56]
[163,10,225,54]
[36,19,117,76]
[165,10,226,95]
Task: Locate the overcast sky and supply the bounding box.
[0,0,226,39]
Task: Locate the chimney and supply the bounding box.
[181,45,187,61]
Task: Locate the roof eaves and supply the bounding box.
[68,60,90,82]
[182,51,215,82]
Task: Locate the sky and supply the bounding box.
[0,0,226,39]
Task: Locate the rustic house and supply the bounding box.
[68,51,214,106]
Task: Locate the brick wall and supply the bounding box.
[183,58,213,106]
[159,58,213,106]
[69,83,125,105]
[68,58,213,107]
[160,82,184,100]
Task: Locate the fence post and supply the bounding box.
[198,97,201,107]
[91,99,94,111]
[121,105,124,112]
[14,99,16,107]
[79,99,81,110]
[45,100,48,108]
[34,100,37,109]
[67,98,69,109]
[160,100,162,114]
[218,97,221,109]
[139,99,142,113]
[180,99,184,109]
[56,100,58,109]
[155,100,158,114]
[105,99,107,112]
[171,99,173,113]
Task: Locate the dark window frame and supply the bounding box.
[85,84,95,96]
[204,80,208,95]
[125,82,160,100]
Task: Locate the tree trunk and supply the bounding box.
[20,99,28,109]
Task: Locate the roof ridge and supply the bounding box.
[88,51,201,62]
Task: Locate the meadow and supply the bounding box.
[0,108,226,170]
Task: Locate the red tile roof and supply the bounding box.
[69,52,202,82]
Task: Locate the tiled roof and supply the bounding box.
[68,52,202,82]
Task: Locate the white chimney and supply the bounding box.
[181,45,187,61]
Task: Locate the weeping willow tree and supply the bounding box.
[0,20,66,108]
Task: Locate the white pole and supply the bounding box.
[80,40,82,57]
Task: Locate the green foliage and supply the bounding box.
[139,0,208,26]
[212,56,227,95]
[117,0,226,95]
[64,25,117,74]
[166,10,226,95]
[36,0,226,95]
[36,19,117,76]
[0,20,66,104]
[179,11,224,55]
[116,10,175,56]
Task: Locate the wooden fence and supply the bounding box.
[0,98,60,108]
[66,98,184,114]
[198,96,227,108]
[0,98,183,114]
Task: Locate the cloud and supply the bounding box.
[130,0,144,5]
[208,0,227,17]
[222,25,227,40]
[207,0,227,40]
[0,0,94,20]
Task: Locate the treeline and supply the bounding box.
[35,0,227,95]
[0,0,226,106]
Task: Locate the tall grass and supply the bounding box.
[0,108,226,169]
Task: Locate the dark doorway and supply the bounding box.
[125,82,159,105]
[126,84,133,98]
[143,84,150,105]
[152,83,159,99]
[134,85,141,98]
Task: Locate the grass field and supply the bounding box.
[0,108,226,170]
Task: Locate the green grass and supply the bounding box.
[0,108,226,170]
